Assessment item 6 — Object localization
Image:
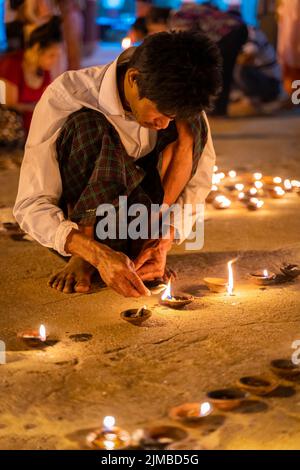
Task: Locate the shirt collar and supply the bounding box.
[98,47,136,118]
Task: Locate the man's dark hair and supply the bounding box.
[129,31,222,119]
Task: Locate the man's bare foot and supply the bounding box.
[48,256,96,293]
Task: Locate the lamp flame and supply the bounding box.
[39,324,46,342]
[161,279,172,301]
[199,401,212,417]
[263,269,269,278]
[103,416,115,431]
[227,259,236,296]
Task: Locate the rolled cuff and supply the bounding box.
[54,220,79,256]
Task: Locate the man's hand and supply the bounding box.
[65,229,151,298]
[98,248,151,298]
[134,233,176,281]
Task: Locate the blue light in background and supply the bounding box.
[0,0,7,51]
[153,0,259,26]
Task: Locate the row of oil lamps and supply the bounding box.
[208,168,300,211]
[87,353,300,450]
[16,258,299,449]
[17,260,299,342]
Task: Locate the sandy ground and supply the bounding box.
[0,111,300,450]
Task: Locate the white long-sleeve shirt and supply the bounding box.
[13,49,216,256]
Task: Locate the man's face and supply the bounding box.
[130,96,175,130]
[125,68,175,130]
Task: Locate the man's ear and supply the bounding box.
[127,68,139,87]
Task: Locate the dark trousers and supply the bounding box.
[235,64,281,103]
[214,24,249,116]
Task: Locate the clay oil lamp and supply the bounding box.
[204,259,236,295]
[269,186,286,199]
[86,416,131,450]
[18,324,48,348]
[206,388,247,411]
[159,280,193,309]
[212,195,231,210]
[270,359,300,378]
[237,375,279,396]
[250,269,276,286]
[120,305,152,325]
[247,197,264,211]
[169,401,213,423]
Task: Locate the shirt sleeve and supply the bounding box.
[13,85,81,256]
[172,112,216,244]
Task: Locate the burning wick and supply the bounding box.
[18,324,47,345]
[253,173,263,181]
[87,416,130,450]
[199,401,212,417]
[235,183,244,192]
[228,170,237,179]
[227,260,236,296]
[273,176,282,184]
[39,324,46,342]
[263,269,269,278]
[103,416,115,432]
[161,279,172,301]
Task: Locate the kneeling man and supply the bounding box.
[14,31,221,297]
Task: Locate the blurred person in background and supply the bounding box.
[0,16,62,133]
[56,0,83,70]
[233,25,286,114]
[128,17,148,45]
[277,0,300,95]
[4,0,26,50]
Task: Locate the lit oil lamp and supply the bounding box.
[250,269,276,285]
[121,305,152,325]
[204,259,236,295]
[18,324,47,347]
[87,416,131,450]
[254,181,264,190]
[247,197,264,211]
[291,180,300,192]
[273,176,282,185]
[235,183,244,192]
[228,170,237,179]
[269,186,285,199]
[213,195,231,210]
[169,401,213,422]
[283,179,293,192]
[253,172,263,181]
[248,187,258,197]
[159,280,193,309]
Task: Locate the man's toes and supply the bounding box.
[74,279,91,293]
[63,277,75,293]
[58,278,70,291]
[51,278,61,289]
[48,274,58,286]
